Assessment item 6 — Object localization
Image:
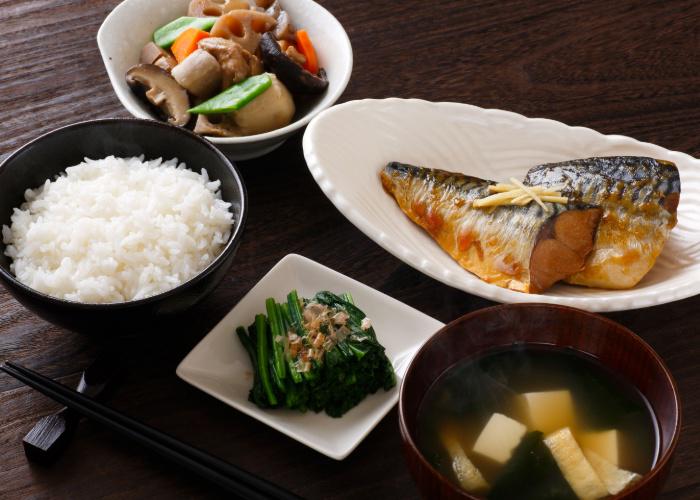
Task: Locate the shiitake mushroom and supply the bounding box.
[259,32,328,94]
[126,64,191,126]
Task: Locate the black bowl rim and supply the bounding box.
[0,117,248,310]
[398,302,682,500]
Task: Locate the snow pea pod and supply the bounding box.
[188,73,272,114]
[153,16,217,48]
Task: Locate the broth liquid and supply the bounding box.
[416,346,658,499]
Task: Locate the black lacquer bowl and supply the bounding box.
[0,119,247,336]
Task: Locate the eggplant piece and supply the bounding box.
[259,32,328,94]
[126,64,191,126]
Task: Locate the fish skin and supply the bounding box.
[381,162,602,293]
[524,157,680,289]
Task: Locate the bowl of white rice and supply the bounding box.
[0,119,247,334]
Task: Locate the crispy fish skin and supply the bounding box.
[524,157,680,289]
[381,162,603,293]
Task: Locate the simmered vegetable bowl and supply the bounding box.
[125,0,329,137]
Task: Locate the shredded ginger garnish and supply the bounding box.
[472,178,568,213]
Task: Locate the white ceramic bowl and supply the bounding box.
[97,0,352,160]
[303,98,700,312]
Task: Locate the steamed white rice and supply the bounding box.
[2,156,234,304]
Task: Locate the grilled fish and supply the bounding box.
[524,157,680,289]
[380,162,603,293]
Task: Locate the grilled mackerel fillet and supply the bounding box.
[524,157,680,289]
[380,162,603,293]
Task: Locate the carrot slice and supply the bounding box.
[171,28,210,64]
[295,29,319,75]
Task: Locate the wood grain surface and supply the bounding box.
[1,0,700,498]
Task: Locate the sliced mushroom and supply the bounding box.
[259,33,328,94]
[140,42,177,72]
[199,37,263,89]
[210,9,277,53]
[194,114,241,137]
[126,64,191,126]
[188,0,250,17]
[171,49,222,98]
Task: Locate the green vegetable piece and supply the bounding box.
[286,290,308,337]
[280,302,292,324]
[188,74,272,114]
[255,314,278,406]
[236,326,258,372]
[237,326,268,407]
[153,16,218,48]
[240,290,398,417]
[279,303,304,384]
[269,354,286,393]
[314,291,379,341]
[287,359,303,384]
[266,298,287,383]
[489,431,578,500]
[301,359,321,382]
[348,343,369,360]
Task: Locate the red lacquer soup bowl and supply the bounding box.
[398,303,681,500]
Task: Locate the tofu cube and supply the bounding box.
[544,428,608,499]
[472,413,527,464]
[522,390,575,434]
[439,427,489,492]
[584,449,641,495]
[579,429,619,465]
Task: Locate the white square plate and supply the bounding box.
[176,254,444,459]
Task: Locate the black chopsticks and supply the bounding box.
[1,361,301,500]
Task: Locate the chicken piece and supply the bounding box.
[198,37,263,89]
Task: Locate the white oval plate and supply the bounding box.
[302,98,700,312]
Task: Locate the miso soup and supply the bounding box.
[416,346,658,499]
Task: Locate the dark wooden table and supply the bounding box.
[1,0,699,498]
